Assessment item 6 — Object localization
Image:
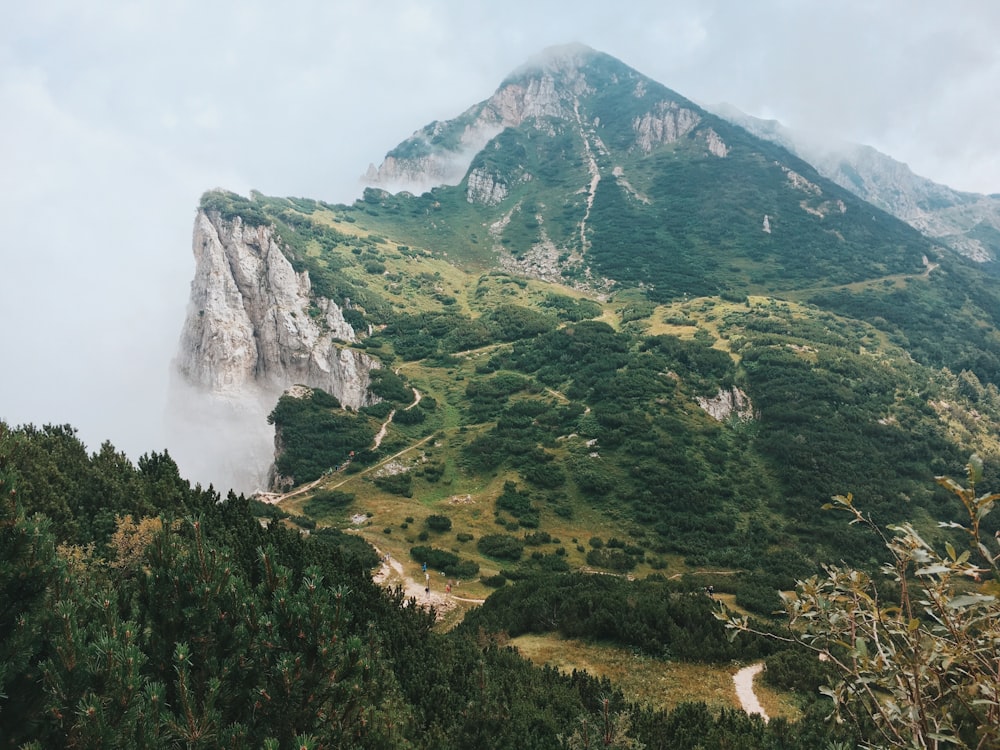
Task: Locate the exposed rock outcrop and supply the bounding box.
[175,210,379,409]
[365,44,709,196]
[632,101,700,153]
[466,167,510,206]
[168,208,382,493]
[703,128,729,158]
[697,387,756,423]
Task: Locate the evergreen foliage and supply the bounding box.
[4,420,857,748]
[41,50,1000,746]
[267,389,376,484]
[724,458,1000,749]
[461,573,779,663]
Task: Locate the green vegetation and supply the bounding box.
[6,420,866,749]
[424,513,452,531]
[304,489,355,517]
[725,458,1000,749]
[461,573,778,663]
[267,389,376,485]
[176,54,1000,745]
[477,533,525,561]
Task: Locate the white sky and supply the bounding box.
[2,0,998,476]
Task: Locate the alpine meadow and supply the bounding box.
[4,45,999,749]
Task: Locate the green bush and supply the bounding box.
[477,534,525,561]
[393,408,426,425]
[373,472,412,497]
[585,548,635,572]
[304,490,355,517]
[425,514,452,532]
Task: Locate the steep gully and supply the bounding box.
[573,98,600,253]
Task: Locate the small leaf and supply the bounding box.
[914,564,951,576]
[936,477,966,497]
[968,453,984,483]
[946,593,995,609]
[907,618,920,632]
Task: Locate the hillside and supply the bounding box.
[4,43,1000,747]
[172,45,1000,601]
[714,103,1000,268]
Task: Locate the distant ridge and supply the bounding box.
[714,103,1000,265]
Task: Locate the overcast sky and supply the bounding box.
[2,0,998,481]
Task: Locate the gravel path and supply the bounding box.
[733,662,769,722]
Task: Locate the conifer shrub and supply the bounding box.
[425,514,452,532]
[477,534,524,561]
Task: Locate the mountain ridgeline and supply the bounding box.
[175,44,1000,569]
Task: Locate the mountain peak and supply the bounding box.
[506,42,602,77]
[363,45,688,195]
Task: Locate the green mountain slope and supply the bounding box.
[6,45,1000,747]
[191,46,1000,603]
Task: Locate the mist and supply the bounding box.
[164,376,275,495]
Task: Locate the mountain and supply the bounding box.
[714,103,1000,266]
[172,43,1000,591]
[5,44,999,747]
[356,43,946,307]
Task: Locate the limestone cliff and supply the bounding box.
[175,209,379,408]
[168,208,381,492]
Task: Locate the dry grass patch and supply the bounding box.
[513,634,733,712]
[512,634,801,722]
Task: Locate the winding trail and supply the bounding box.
[371,546,484,621]
[372,388,420,450]
[733,663,769,722]
[259,387,423,504]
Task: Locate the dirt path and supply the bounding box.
[259,388,425,503]
[372,412,394,449]
[733,662,769,722]
[371,387,420,450]
[371,547,484,621]
[406,387,421,410]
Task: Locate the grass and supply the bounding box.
[511,633,802,721]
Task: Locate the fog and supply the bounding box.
[2,1,998,493]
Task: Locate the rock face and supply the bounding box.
[363,57,575,195]
[175,210,379,408]
[364,44,711,197]
[169,209,381,493]
[697,387,756,423]
[466,167,510,206]
[632,101,700,153]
